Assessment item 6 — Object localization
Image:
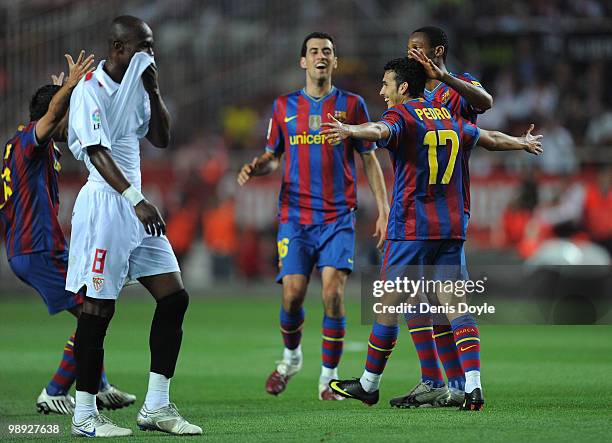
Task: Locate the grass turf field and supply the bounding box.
[0,288,611,442]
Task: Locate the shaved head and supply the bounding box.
[108,15,151,48]
[105,15,154,80]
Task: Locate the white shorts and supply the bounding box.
[66,181,180,299]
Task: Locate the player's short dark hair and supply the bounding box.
[29,85,61,122]
[384,58,410,86]
[301,32,335,57]
[412,26,448,60]
[384,57,426,97]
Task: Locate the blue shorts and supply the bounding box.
[380,239,467,281]
[276,212,355,283]
[9,251,84,315]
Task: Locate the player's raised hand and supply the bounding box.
[408,48,446,80]
[135,200,166,237]
[320,113,351,144]
[65,50,95,89]
[237,157,259,186]
[51,72,65,86]
[142,64,159,94]
[522,124,544,155]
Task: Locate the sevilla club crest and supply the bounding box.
[92,277,104,292]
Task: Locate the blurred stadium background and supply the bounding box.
[1,3,611,440]
[1,0,611,292]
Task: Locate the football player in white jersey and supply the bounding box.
[66,15,201,437]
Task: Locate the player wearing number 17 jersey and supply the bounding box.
[323,57,543,410]
[403,28,494,407]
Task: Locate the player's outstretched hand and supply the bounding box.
[408,48,446,80]
[320,113,351,144]
[522,124,544,155]
[51,72,64,86]
[237,157,260,186]
[142,64,159,94]
[65,50,95,89]
[135,200,166,236]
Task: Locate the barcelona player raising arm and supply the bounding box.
[324,57,541,411]
[407,26,493,118]
[237,32,389,401]
[392,25,495,408]
[0,51,137,416]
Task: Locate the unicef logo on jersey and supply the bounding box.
[288,114,341,146]
[92,109,101,130]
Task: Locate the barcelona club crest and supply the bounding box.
[440,90,450,104]
[334,111,347,122]
[309,115,321,131]
[92,276,104,292]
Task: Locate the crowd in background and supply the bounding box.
[1,0,611,283]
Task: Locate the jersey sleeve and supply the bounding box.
[460,119,480,151]
[351,96,375,154]
[376,108,406,152]
[264,99,284,155]
[456,72,488,116]
[21,121,41,158]
[135,92,151,139]
[68,81,112,161]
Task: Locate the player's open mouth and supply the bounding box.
[315,63,327,70]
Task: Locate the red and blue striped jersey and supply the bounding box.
[0,122,67,259]
[377,98,480,241]
[425,72,487,215]
[266,87,374,225]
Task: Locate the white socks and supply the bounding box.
[283,345,302,365]
[74,391,98,422]
[144,372,170,410]
[319,366,338,384]
[464,370,481,393]
[359,370,381,393]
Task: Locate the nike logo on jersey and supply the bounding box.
[348,258,354,264]
[284,115,298,123]
[460,345,477,352]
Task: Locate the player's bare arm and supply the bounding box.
[360,151,390,250]
[86,145,166,236]
[143,64,171,148]
[36,50,95,142]
[237,151,281,186]
[321,113,390,144]
[478,124,543,155]
[49,70,71,141]
[409,48,493,111]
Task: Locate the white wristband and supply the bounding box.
[122,185,145,206]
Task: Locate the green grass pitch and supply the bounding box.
[0,291,611,442]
